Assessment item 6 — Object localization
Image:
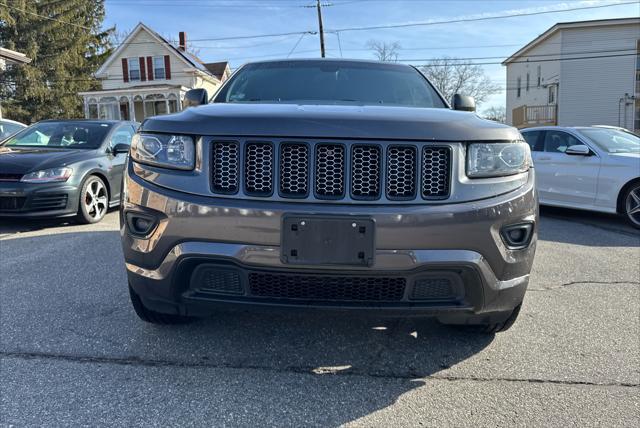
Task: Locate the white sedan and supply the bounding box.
[521,126,640,228]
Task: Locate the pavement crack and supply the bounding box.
[2,350,638,389]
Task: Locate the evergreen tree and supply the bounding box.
[0,0,112,123]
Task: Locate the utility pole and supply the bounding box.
[316,0,325,58]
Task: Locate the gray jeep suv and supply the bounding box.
[121,59,537,333]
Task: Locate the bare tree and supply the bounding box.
[481,106,506,123]
[367,40,401,62]
[419,58,500,105]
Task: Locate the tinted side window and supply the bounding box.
[110,125,135,147]
[522,131,543,151]
[543,131,581,153]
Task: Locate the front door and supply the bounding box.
[533,130,601,207]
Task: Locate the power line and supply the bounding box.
[2,50,636,88]
[395,47,638,63]
[329,1,639,33]
[287,33,307,58]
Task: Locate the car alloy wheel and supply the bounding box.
[84,179,108,221]
[625,185,640,228]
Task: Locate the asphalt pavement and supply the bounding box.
[1,207,639,426]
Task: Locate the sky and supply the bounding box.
[103,0,640,111]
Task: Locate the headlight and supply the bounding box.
[130,133,195,170]
[21,167,73,183]
[467,142,531,178]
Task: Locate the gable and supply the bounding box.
[96,24,197,78]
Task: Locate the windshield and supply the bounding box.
[578,128,640,153]
[214,61,447,108]
[2,121,113,149]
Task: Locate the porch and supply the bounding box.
[512,104,557,129]
[78,85,188,122]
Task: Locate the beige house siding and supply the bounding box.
[504,18,640,130]
[558,23,639,128]
[505,31,561,125]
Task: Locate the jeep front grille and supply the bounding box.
[315,144,345,198]
[212,141,240,194]
[210,139,451,203]
[245,142,274,195]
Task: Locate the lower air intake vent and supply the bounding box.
[190,266,244,296]
[249,272,406,302]
[410,276,461,301]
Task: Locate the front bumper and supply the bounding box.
[122,163,537,318]
[0,181,80,218]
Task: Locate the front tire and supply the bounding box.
[129,284,194,325]
[77,175,109,224]
[623,184,640,229]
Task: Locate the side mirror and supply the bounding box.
[112,143,130,154]
[183,88,208,108]
[565,144,591,156]
[452,94,476,112]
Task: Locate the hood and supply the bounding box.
[0,146,94,175]
[142,103,521,141]
[608,151,640,159]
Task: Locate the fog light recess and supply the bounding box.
[125,212,158,237]
[500,222,534,249]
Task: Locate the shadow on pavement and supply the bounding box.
[539,206,639,247]
[1,230,494,425]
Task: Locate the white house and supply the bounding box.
[0,47,31,119]
[503,18,640,132]
[79,23,231,121]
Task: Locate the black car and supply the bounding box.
[0,119,137,223]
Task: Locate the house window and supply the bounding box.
[153,56,166,80]
[128,58,140,81]
[168,94,179,113]
[548,86,555,104]
[526,73,530,92]
[88,99,98,119]
[536,65,541,87]
[516,77,521,98]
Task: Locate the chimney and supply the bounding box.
[178,32,186,52]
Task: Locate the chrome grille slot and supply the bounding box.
[245,142,274,195]
[351,145,381,199]
[212,141,239,193]
[280,143,309,197]
[315,144,345,198]
[386,146,416,199]
[422,147,451,199]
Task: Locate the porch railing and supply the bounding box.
[512,105,557,129]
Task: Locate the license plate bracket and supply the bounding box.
[281,215,375,266]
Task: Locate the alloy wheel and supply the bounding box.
[625,186,640,227]
[84,180,108,220]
